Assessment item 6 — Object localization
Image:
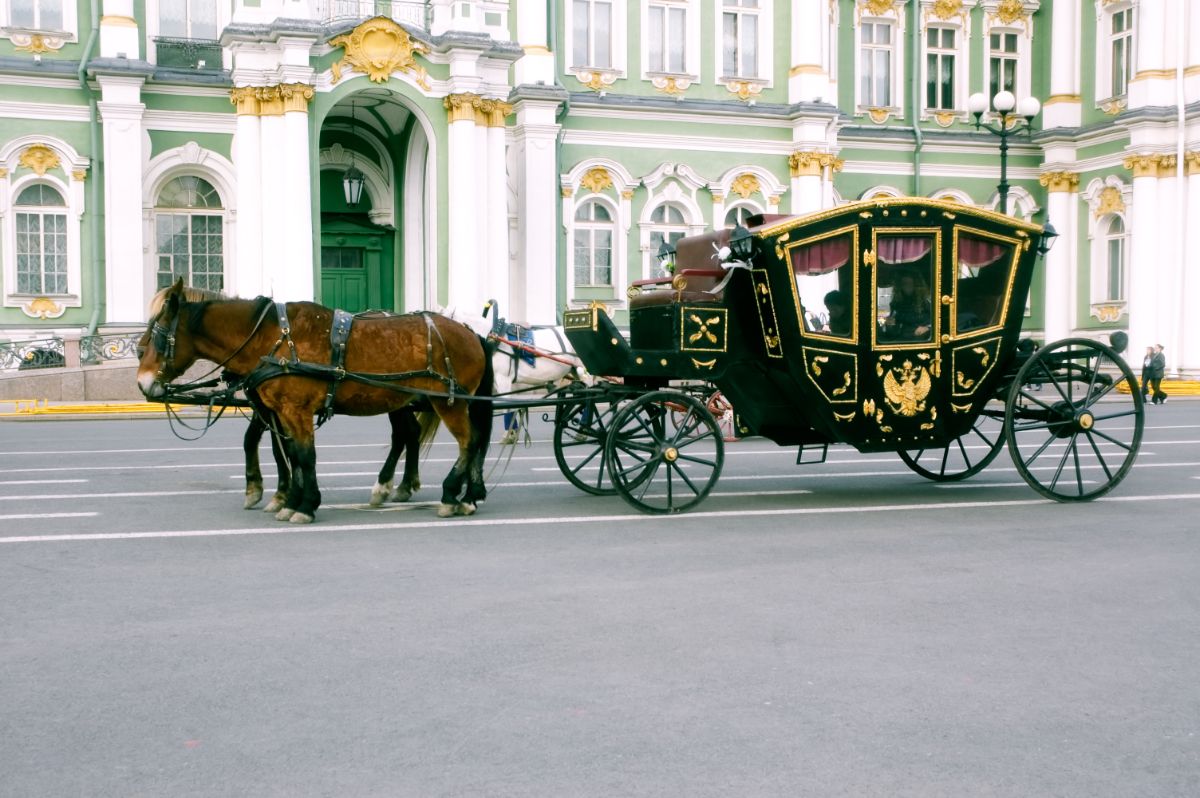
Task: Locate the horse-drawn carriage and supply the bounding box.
[138,196,1142,521]
[556,197,1143,513]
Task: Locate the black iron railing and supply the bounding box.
[154,36,223,70]
[1,338,65,371]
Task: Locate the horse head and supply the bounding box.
[136,278,204,399]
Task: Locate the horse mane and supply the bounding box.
[147,284,227,317]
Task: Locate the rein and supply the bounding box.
[154,299,276,394]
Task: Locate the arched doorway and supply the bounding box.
[317,87,432,313]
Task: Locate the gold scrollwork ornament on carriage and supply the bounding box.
[882,359,932,417]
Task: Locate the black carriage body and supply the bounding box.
[565,197,1046,454]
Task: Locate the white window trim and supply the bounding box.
[918,1,972,122]
[638,183,705,279]
[980,0,1038,120]
[561,160,636,309]
[1092,214,1128,304]
[144,0,233,67]
[564,0,628,84]
[640,0,700,84]
[142,142,237,305]
[1094,0,1137,107]
[0,0,78,42]
[1,138,87,314]
[713,0,774,90]
[853,2,907,118]
[1082,176,1133,319]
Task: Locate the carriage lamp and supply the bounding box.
[968,90,1042,216]
[1037,221,1059,256]
[657,241,676,274]
[729,224,754,262]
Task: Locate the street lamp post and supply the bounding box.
[967,90,1042,215]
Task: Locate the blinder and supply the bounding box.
[150,311,180,369]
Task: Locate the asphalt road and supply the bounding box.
[2,402,1198,797]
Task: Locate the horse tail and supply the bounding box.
[415,406,441,455]
[470,335,496,457]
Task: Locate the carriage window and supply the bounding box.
[791,231,854,338]
[877,234,935,343]
[955,231,1013,333]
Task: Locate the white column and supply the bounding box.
[1182,156,1200,376]
[258,99,287,299]
[97,75,146,322]
[231,88,263,298]
[788,151,823,214]
[99,0,139,59]
[1128,0,1171,108]
[514,0,555,86]
[1039,173,1078,343]
[789,0,828,103]
[485,102,511,313]
[1124,156,1162,355]
[510,93,564,324]
[1043,0,1080,129]
[445,94,481,312]
[278,83,315,302]
[473,103,491,307]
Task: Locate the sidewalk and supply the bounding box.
[0,398,225,421]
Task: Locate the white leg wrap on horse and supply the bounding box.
[369,481,391,507]
[437,503,457,518]
[288,512,314,524]
[457,502,477,516]
[275,507,295,521]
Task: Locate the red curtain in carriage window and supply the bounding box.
[877,236,932,264]
[790,235,852,275]
[957,235,1008,267]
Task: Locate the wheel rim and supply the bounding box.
[1005,338,1144,502]
[898,400,1006,481]
[605,391,724,514]
[553,398,616,495]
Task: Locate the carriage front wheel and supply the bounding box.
[553,394,618,496]
[1004,337,1144,502]
[605,391,724,514]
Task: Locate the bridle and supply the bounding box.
[149,312,181,374]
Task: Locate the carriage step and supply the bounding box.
[796,443,828,465]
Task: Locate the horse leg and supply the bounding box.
[370,409,406,507]
[264,423,291,514]
[243,413,266,509]
[435,405,473,517]
[274,409,319,524]
[392,409,423,502]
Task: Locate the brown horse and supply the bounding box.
[137,279,494,522]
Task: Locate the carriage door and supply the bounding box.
[865,226,947,442]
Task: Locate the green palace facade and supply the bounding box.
[0,0,1197,376]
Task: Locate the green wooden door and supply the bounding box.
[319,226,391,312]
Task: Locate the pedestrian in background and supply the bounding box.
[1147,344,1167,405]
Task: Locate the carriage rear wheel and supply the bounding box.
[553,395,618,495]
[1004,337,1144,502]
[605,391,724,514]
[897,399,1006,481]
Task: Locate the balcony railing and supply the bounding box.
[1,337,65,371]
[318,0,429,29]
[154,36,223,71]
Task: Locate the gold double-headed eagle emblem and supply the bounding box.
[883,359,932,416]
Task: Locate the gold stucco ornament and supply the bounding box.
[329,17,430,89]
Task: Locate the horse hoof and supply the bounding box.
[275,508,295,522]
[264,496,285,513]
[369,482,390,507]
[436,503,457,518]
[457,502,477,516]
[391,487,414,503]
[288,512,314,524]
[243,491,263,510]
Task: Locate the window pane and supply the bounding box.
[594,1,611,69]
[926,54,937,108]
[649,6,664,71]
[160,0,188,37]
[572,0,588,66]
[941,54,954,107]
[875,50,890,105]
[668,7,685,72]
[573,231,591,285]
[741,15,757,76]
[723,13,737,75]
[191,0,218,39]
[11,0,35,27]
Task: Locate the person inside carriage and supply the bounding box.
[823,289,851,336]
[882,271,932,342]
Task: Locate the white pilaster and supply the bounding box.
[99,0,140,59]
[279,92,314,302]
[514,0,555,86]
[510,94,564,324]
[789,151,824,214]
[1125,158,1162,356]
[258,110,286,298]
[1040,175,1078,343]
[1182,161,1200,376]
[446,95,480,312]
[486,110,510,312]
[231,91,263,298]
[789,0,829,103]
[97,75,146,322]
[1043,0,1080,129]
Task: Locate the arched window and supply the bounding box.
[648,203,688,276]
[724,204,756,228]
[1101,216,1127,302]
[573,200,614,287]
[14,183,68,295]
[154,176,224,291]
